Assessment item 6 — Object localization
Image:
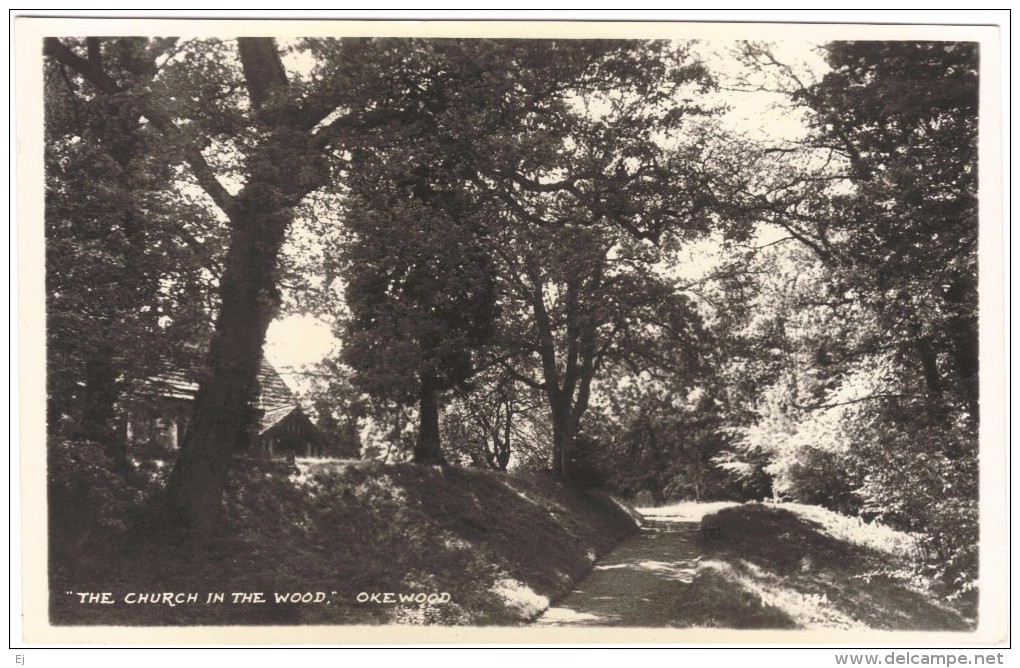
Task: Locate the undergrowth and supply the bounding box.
[48,441,636,626]
[697,504,975,630]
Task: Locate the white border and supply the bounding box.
[11,11,1010,649]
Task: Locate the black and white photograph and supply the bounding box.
[14,14,1007,647]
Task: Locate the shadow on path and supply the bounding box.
[534,516,795,628]
[535,504,971,630]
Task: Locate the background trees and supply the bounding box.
[803,41,980,423]
[709,41,980,592]
[725,40,979,425]
[440,367,549,471]
[304,38,716,472]
[44,38,223,463]
[43,34,984,600]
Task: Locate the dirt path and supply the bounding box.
[534,516,709,627]
[534,502,972,630]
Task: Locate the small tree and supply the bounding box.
[341,182,498,466]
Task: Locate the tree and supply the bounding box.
[295,38,715,471]
[494,219,711,478]
[44,38,220,465]
[808,41,978,422]
[471,44,717,477]
[340,173,498,466]
[44,36,396,537]
[704,41,980,593]
[730,40,979,425]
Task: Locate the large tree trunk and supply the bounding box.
[524,272,574,477]
[165,39,329,538]
[165,199,293,537]
[413,371,447,466]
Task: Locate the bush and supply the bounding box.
[778,446,862,515]
[586,398,739,502]
[851,419,978,597]
[48,438,164,577]
[566,435,609,489]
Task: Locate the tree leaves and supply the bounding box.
[709,41,979,594]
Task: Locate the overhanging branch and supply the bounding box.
[44,37,238,219]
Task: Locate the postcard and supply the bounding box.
[14,14,1007,647]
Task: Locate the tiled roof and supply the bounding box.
[135,358,301,433]
[138,368,199,401]
[256,361,299,422]
[261,403,299,432]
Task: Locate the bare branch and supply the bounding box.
[498,361,547,392]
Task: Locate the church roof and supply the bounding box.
[134,358,303,434]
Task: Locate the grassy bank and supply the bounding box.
[49,458,638,626]
[692,503,975,629]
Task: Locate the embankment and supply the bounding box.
[50,459,638,625]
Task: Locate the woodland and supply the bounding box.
[44,36,980,608]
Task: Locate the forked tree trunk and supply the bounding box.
[164,39,329,538]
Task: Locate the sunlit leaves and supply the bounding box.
[708,41,979,595]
